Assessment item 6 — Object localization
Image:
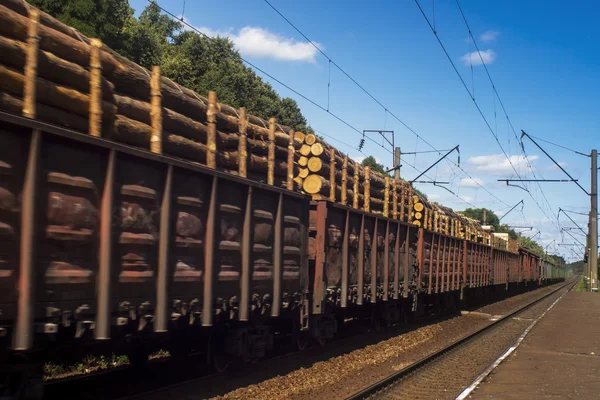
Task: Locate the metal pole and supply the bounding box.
[394,147,401,180]
[591,149,598,291]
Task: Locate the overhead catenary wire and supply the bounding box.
[414,0,560,231]
[154,0,507,210]
[260,0,511,208]
[453,0,562,227]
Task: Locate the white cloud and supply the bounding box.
[194,24,321,63]
[480,30,499,42]
[461,49,496,66]
[467,154,539,175]
[457,177,483,187]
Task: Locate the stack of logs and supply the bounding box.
[0,0,301,190]
[0,0,494,244]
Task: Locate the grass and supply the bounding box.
[43,350,171,381]
[575,276,587,292]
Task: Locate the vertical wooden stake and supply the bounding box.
[206,91,217,168]
[353,162,359,208]
[341,156,348,205]
[407,187,413,223]
[268,117,276,185]
[383,177,390,217]
[286,129,295,189]
[400,183,406,221]
[329,149,336,201]
[150,66,162,154]
[392,179,398,219]
[364,166,371,212]
[23,9,40,118]
[238,107,248,178]
[89,38,103,137]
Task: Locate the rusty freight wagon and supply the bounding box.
[0,2,566,398]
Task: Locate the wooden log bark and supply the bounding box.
[114,94,237,148]
[0,34,115,101]
[88,38,102,137]
[0,64,116,120]
[23,8,39,118]
[0,90,88,132]
[0,4,118,74]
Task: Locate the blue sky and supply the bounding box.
[132,0,599,262]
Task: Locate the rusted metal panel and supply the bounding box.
[417,228,424,291]
[239,187,252,321]
[271,193,283,317]
[341,209,349,308]
[312,201,327,314]
[370,218,378,304]
[357,215,365,305]
[403,226,411,298]
[383,220,390,302]
[394,223,401,300]
[462,241,468,289]
[435,234,442,294]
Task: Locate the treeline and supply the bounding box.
[28,0,314,134]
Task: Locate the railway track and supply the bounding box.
[346,278,578,400]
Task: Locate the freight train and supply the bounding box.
[0,2,566,398]
[0,110,566,397]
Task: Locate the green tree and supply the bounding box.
[29,0,133,51]
[361,156,387,174]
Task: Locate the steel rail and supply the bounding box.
[345,279,577,400]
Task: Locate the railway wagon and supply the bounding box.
[307,200,544,343]
[0,111,310,391]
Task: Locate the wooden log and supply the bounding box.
[110,115,207,163]
[150,66,162,154]
[329,149,336,202]
[298,156,308,167]
[239,107,248,178]
[0,64,116,120]
[0,3,118,74]
[364,166,371,213]
[298,168,309,179]
[1,0,303,149]
[22,9,39,118]
[341,156,348,206]
[303,174,330,195]
[287,128,295,190]
[299,144,311,156]
[89,38,102,137]
[268,117,276,185]
[311,142,324,157]
[0,34,115,101]
[0,90,88,132]
[114,94,237,147]
[206,91,217,168]
[294,131,305,142]
[307,157,322,173]
[305,133,316,145]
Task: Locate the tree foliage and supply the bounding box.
[28,0,314,134]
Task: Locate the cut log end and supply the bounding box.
[307,157,322,172]
[305,133,316,145]
[303,174,324,194]
[310,142,323,156]
[299,144,311,156]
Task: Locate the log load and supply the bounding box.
[0,0,492,243]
